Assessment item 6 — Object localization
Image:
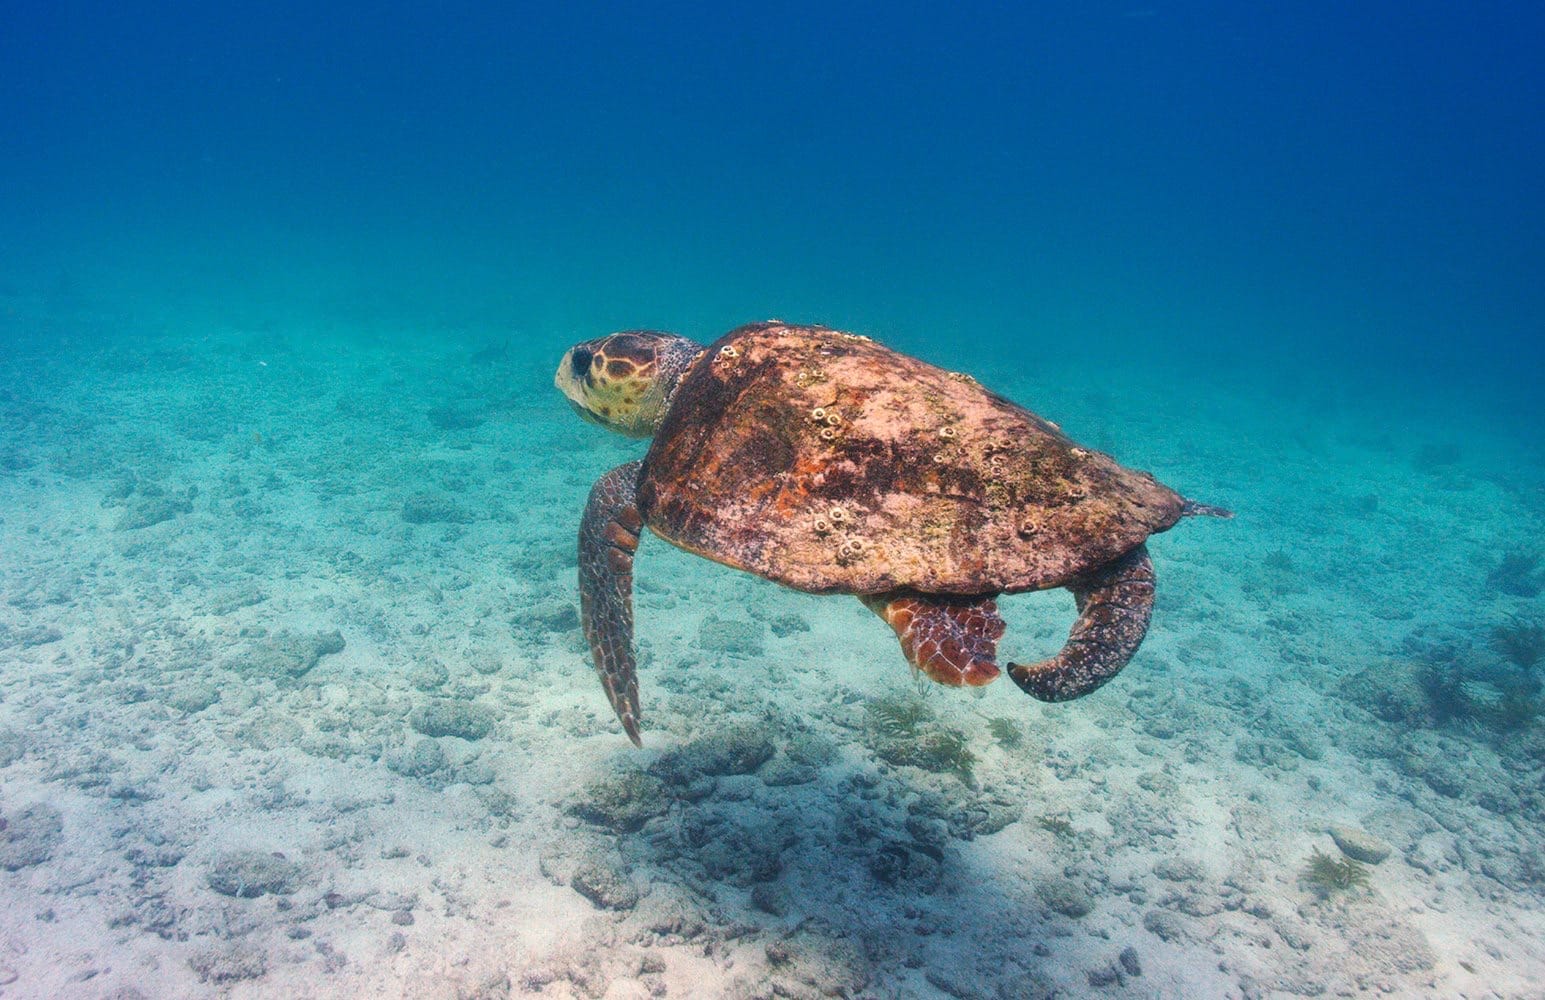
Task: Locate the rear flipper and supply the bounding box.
[862,592,1005,687]
[1007,545,1155,701]
[579,461,646,746]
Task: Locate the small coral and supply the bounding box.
[1038,814,1074,838]
[410,701,495,741]
[207,850,303,898]
[1415,660,1470,724]
[1263,550,1296,573]
[567,770,668,832]
[986,716,1024,749]
[1414,651,1541,734]
[1492,615,1545,671]
[1303,848,1370,894]
[874,729,975,783]
[866,696,975,783]
[866,695,935,737]
[1488,550,1543,599]
[650,723,775,783]
[1037,876,1093,918]
[1491,687,1542,730]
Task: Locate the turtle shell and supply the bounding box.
[638,323,1185,595]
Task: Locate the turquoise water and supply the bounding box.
[1,4,1542,997]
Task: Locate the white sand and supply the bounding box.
[1,310,1542,999]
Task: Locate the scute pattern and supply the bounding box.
[640,323,1185,595]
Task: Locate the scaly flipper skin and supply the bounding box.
[1007,545,1156,701]
[862,592,1006,686]
[579,461,645,746]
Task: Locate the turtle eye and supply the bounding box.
[570,348,594,379]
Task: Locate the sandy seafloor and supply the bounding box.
[1,301,1543,1000]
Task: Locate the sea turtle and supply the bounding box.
[555,322,1230,745]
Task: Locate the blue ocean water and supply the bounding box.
[1,2,1542,996]
[5,3,1541,372]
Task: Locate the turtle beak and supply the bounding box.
[556,348,605,428]
[555,349,583,400]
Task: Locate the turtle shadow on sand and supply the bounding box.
[559,734,1082,997]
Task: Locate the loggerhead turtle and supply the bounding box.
[555,322,1230,745]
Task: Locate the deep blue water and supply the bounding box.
[2,2,1541,409]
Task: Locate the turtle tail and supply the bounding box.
[1007,545,1156,701]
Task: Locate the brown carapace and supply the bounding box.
[557,322,1230,745]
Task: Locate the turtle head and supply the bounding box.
[555,330,704,438]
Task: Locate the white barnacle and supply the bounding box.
[819,426,838,441]
[824,411,842,426]
[828,506,850,523]
[812,516,832,535]
[809,407,827,422]
[718,344,740,359]
[938,425,957,439]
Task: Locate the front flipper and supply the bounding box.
[861,592,1005,687]
[579,461,646,746]
[1007,544,1155,701]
